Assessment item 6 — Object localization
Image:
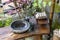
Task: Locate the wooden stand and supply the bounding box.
[0,23,50,40]
[0,0,56,40]
[0,16,50,40]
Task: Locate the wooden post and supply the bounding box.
[33,35,42,40]
[49,0,55,40]
[49,0,55,22]
[49,0,55,32]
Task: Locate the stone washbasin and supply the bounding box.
[11,20,30,33]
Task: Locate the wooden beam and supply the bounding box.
[49,0,55,30]
[33,35,42,40]
[49,0,55,39]
[49,0,55,21]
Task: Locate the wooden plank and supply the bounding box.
[38,26,50,34]
[37,20,48,24]
[37,18,49,24]
[33,35,42,40]
[0,26,50,40]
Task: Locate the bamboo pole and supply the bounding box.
[49,0,55,31]
[50,0,55,21]
[49,0,55,40]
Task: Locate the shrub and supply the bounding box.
[52,19,60,30]
[0,18,12,27]
[5,18,12,26]
[0,20,5,27]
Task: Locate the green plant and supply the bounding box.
[5,18,12,26]
[55,2,60,13]
[52,19,60,30]
[0,20,5,27]
[33,0,42,12]
[0,18,12,27]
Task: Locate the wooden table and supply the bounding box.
[0,26,50,40]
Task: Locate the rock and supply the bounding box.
[53,35,59,40]
[53,29,60,37]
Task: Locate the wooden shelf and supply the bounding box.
[37,20,48,24]
[37,19,49,24]
[0,26,50,40]
[39,26,50,34]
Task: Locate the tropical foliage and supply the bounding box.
[52,19,60,30]
[0,18,12,27]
